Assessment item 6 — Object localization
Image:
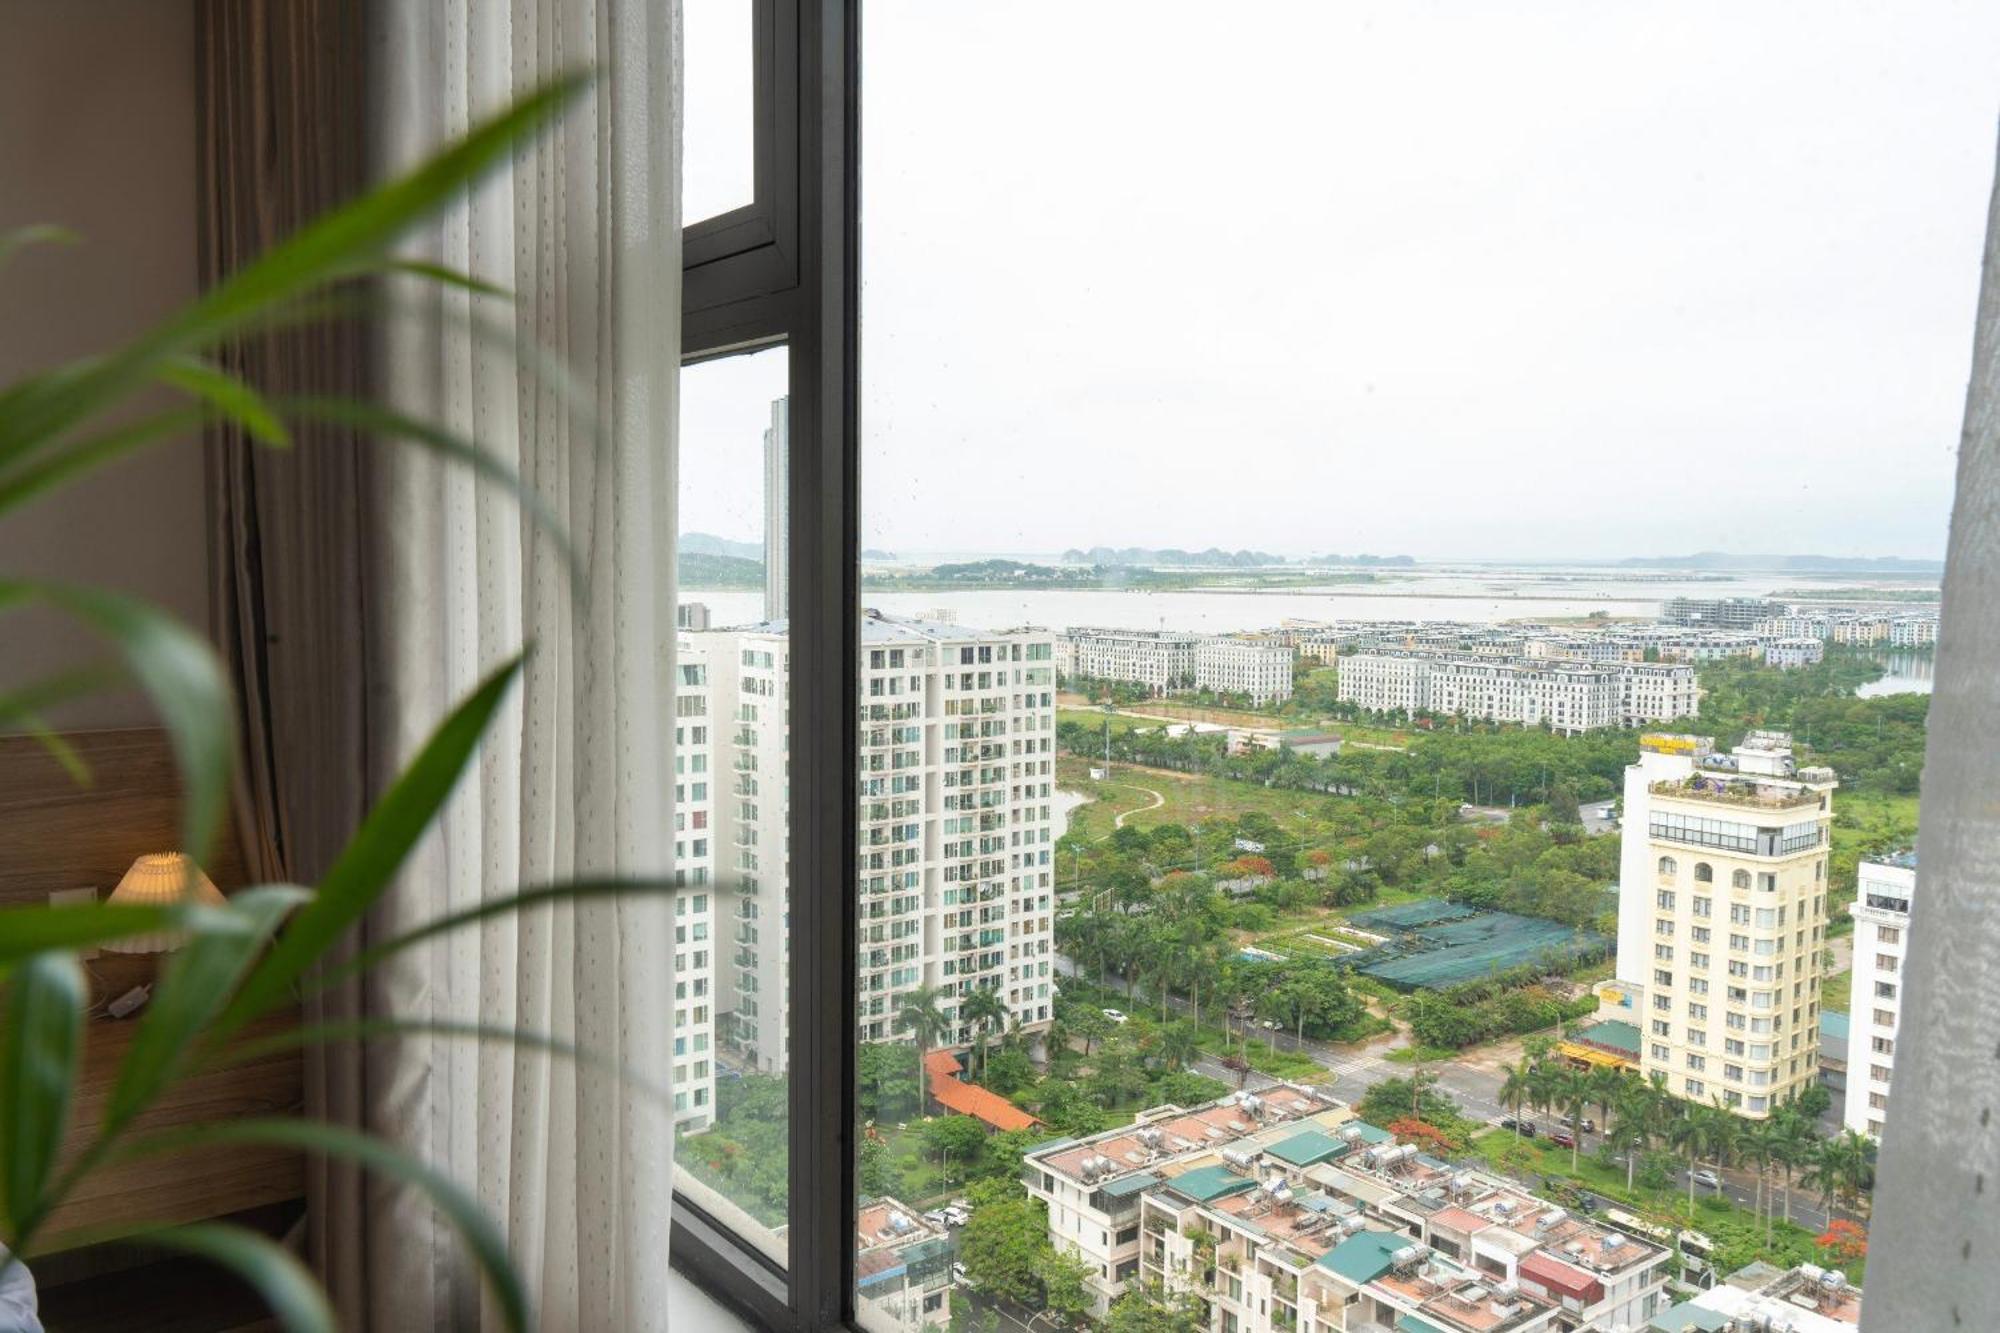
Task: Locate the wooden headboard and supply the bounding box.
[0,726,303,1253]
[0,727,253,906]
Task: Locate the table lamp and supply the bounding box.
[101,852,228,954]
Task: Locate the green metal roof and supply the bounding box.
[1315,1230,1406,1284]
[1347,1121,1394,1144]
[1100,1171,1161,1199]
[1266,1128,1346,1166]
[1574,1018,1642,1054]
[1163,1163,1259,1203]
[1646,1302,1734,1332]
[1820,1009,1851,1043]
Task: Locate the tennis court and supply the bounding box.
[1344,898,1606,990]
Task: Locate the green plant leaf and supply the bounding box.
[0,903,245,972]
[123,1119,527,1332]
[0,406,208,518]
[0,953,86,1232]
[0,73,587,470]
[375,258,513,299]
[147,1223,334,1333]
[0,663,123,783]
[282,397,574,570]
[218,654,526,1035]
[211,1018,673,1108]
[106,886,312,1134]
[316,878,676,993]
[0,224,78,275]
[158,356,289,447]
[0,582,235,863]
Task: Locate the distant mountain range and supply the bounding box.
[679,552,763,589]
[680,531,764,561]
[1059,546,1412,569]
[1618,552,1944,575]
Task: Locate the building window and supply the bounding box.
[1694,862,1714,882]
[1658,855,1678,876]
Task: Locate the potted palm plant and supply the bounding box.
[0,73,666,1331]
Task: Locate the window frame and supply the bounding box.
[669,3,859,1329]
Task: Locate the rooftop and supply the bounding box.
[924,1049,1040,1132]
[1315,1229,1406,1283]
[1030,1085,1336,1186]
[1650,774,1826,811]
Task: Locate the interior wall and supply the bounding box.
[0,0,206,728]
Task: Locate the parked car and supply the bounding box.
[949,1198,970,1211]
[923,1209,949,1226]
[1692,1168,1722,1190]
[1498,1117,1538,1138]
[944,1207,970,1227]
[952,1263,970,1286]
[1550,1129,1577,1150]
[1580,1118,1597,1135]
[1259,1019,1280,1031]
[1101,1008,1129,1025]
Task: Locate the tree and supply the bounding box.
[923,1114,990,1184]
[1806,1130,1876,1216]
[961,985,1008,1081]
[1102,1285,1209,1333]
[1499,1060,1535,1141]
[957,1180,1053,1309]
[896,984,951,1113]
[1157,1021,1200,1073]
[1667,1108,1706,1215]
[1042,1248,1097,1325]
[1816,1218,1869,1267]
[1554,1068,1592,1172]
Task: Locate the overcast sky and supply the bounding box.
[683,2,2000,563]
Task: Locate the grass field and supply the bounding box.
[1822,968,1853,1014]
[1056,754,1341,840]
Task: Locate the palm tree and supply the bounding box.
[1740,1119,1780,1242]
[1609,1080,1662,1193]
[960,985,1008,1082]
[1499,1060,1536,1142]
[894,984,950,1112]
[1699,1103,1740,1215]
[1586,1065,1626,1135]
[1666,1105,1705,1215]
[1526,1058,1563,1129]
[1554,1069,1592,1172]
[1159,1021,1200,1073]
[1771,1109,1818,1228]
[1808,1130,1877,1217]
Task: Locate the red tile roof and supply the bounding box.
[925,1049,1040,1132]
[1518,1250,1604,1304]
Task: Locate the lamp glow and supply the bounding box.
[102,853,227,953]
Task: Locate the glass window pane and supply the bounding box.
[684,0,755,226]
[672,343,790,1264]
[854,3,1982,1328]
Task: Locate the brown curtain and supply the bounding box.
[195,3,373,1322]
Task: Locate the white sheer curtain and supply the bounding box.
[364,3,679,1329]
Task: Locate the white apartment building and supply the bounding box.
[1766,638,1826,669]
[1057,627,1200,695]
[1615,733,1836,1118]
[1844,854,1916,1139]
[688,613,1058,1076]
[1428,659,1621,736]
[1195,636,1293,705]
[1335,651,1432,716]
[1758,614,1831,640]
[1618,661,1699,725]
[1021,1087,1670,1329]
[1887,615,1939,647]
[762,395,789,621]
[672,655,719,1129]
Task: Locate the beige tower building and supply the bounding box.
[1614,732,1836,1117]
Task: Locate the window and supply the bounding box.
[1732,869,1751,890]
[1658,855,1679,876]
[672,6,855,1324]
[1694,861,1714,882]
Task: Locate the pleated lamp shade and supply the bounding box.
[102,853,228,954]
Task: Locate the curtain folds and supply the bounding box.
[202,3,682,1329]
[194,1,375,1318]
[364,4,681,1330]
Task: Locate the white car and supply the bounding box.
[952,1263,970,1285]
[1692,1169,1722,1190]
[1101,1008,1129,1024]
[945,1207,970,1227]
[923,1209,948,1226]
